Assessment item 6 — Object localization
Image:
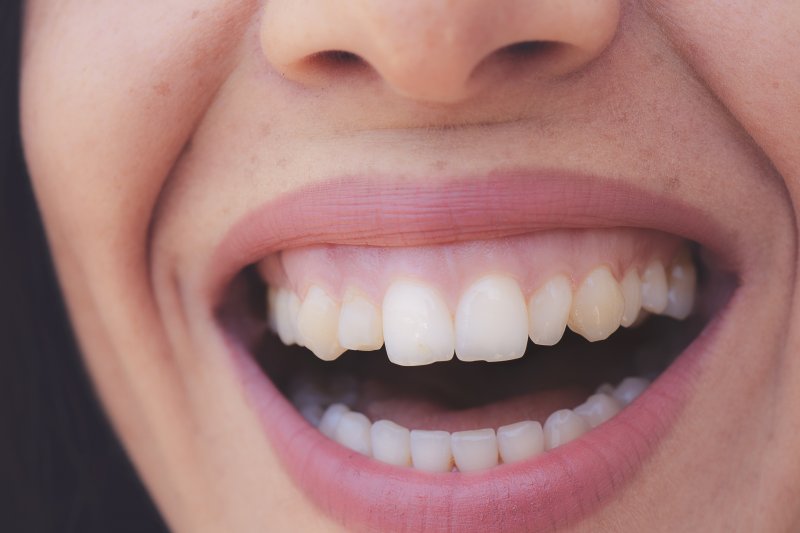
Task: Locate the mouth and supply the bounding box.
[206,173,738,532]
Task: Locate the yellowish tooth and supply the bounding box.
[338,288,383,351]
[641,260,669,314]
[619,269,642,327]
[528,275,572,346]
[568,266,624,342]
[544,409,590,449]
[497,420,544,464]
[574,393,622,428]
[410,430,452,473]
[663,251,697,320]
[451,428,499,472]
[271,288,301,346]
[296,285,345,361]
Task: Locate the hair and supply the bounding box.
[1,3,168,532]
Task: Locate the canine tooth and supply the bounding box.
[382,280,455,366]
[568,266,624,342]
[528,275,572,346]
[620,269,642,327]
[455,275,528,362]
[497,420,544,464]
[371,420,411,467]
[410,430,452,473]
[296,285,345,361]
[451,428,499,472]
[574,393,622,428]
[641,261,669,313]
[613,377,650,405]
[334,411,372,456]
[338,288,383,351]
[663,252,697,320]
[319,403,350,438]
[544,409,590,449]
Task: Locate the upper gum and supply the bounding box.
[258,228,686,306]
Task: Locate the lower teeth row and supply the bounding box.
[291,376,650,473]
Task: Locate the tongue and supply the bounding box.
[355,382,589,432]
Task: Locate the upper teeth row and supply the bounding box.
[267,252,696,366]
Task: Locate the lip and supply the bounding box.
[205,172,739,532]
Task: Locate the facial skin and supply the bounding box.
[19,1,800,531]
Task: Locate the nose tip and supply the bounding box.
[261,0,621,104]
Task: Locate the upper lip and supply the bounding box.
[197,170,740,531]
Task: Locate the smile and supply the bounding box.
[204,172,739,531]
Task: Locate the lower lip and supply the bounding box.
[227,309,724,532]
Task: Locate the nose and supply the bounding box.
[261,0,621,104]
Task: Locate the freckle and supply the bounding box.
[276,158,288,169]
[772,80,780,90]
[665,176,680,192]
[191,10,200,19]
[433,160,447,171]
[153,82,171,96]
[260,123,272,137]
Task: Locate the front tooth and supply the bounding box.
[641,261,669,313]
[334,411,372,456]
[382,280,455,366]
[338,288,384,351]
[619,269,642,327]
[528,275,572,346]
[497,420,544,464]
[270,288,301,345]
[574,393,622,428]
[318,403,350,438]
[371,420,411,467]
[568,266,624,342]
[410,430,452,473]
[455,275,528,362]
[613,377,650,405]
[451,428,499,472]
[544,409,590,449]
[663,252,697,319]
[296,285,345,361]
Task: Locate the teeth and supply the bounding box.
[455,275,528,362]
[619,269,642,327]
[371,420,412,467]
[270,288,302,345]
[496,420,544,464]
[382,280,455,366]
[334,411,373,456]
[543,409,590,449]
[410,430,453,473]
[568,266,625,342]
[338,288,384,351]
[613,377,650,405]
[640,260,669,314]
[318,403,350,438]
[296,285,345,360]
[528,275,572,346]
[663,251,697,319]
[304,375,649,471]
[450,428,499,472]
[574,393,622,428]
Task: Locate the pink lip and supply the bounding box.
[206,172,737,532]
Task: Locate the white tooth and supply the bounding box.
[663,252,697,320]
[455,275,528,362]
[410,430,452,473]
[271,288,301,345]
[595,382,615,396]
[568,266,624,342]
[338,288,384,351]
[371,420,411,467]
[528,275,572,346]
[544,409,591,450]
[451,428,499,472]
[619,269,642,327]
[640,261,668,314]
[334,411,372,456]
[496,420,544,464]
[382,280,455,366]
[613,377,650,405]
[574,393,622,428]
[296,285,345,361]
[318,403,350,438]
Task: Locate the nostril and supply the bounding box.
[307,50,370,74]
[499,40,557,58]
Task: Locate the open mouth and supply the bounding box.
[206,174,738,531]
